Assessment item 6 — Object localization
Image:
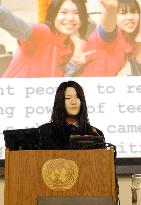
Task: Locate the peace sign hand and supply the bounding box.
[64,49,96,77]
[70,50,96,65]
[70,32,96,65]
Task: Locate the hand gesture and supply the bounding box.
[70,32,96,65]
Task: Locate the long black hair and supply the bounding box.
[51,80,90,134]
[45,0,88,38]
[118,0,141,42]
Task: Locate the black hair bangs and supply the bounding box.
[118,0,141,14]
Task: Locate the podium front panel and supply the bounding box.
[5,149,116,205]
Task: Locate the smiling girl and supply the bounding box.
[1,0,88,77]
[75,0,141,76]
[117,0,141,75]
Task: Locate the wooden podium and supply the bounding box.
[5,148,116,205]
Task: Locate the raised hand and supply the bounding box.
[99,0,118,32]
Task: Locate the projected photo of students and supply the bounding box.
[117,0,141,76]
[0,0,141,77]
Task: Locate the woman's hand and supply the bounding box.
[70,32,96,65]
[99,0,118,32]
[64,32,96,77]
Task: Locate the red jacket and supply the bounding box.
[2,23,74,78]
[80,29,129,77]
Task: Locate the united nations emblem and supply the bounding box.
[42,158,79,190]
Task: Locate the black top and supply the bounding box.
[3,122,105,150]
[38,122,105,150]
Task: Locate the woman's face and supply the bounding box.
[55,0,81,38]
[65,87,81,116]
[117,6,139,34]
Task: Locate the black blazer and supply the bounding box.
[38,122,105,150]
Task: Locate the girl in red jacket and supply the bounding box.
[117,0,141,76]
[2,0,88,77]
[70,0,141,77]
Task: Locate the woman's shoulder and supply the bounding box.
[30,23,52,38]
[38,122,53,129]
[38,122,56,137]
[38,122,63,131]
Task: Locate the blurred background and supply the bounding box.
[0,0,38,53]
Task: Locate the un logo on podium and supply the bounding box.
[42,158,79,191]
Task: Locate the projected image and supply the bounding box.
[0,0,141,77]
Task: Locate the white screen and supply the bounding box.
[0,77,141,159]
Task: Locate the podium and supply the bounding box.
[5,148,116,205]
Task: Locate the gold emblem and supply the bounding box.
[42,158,79,190]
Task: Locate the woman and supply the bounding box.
[73,0,141,77]
[117,0,140,43]
[86,0,141,76]
[64,0,121,77]
[116,0,141,76]
[1,0,88,77]
[38,80,105,149]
